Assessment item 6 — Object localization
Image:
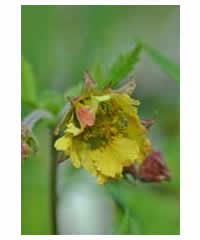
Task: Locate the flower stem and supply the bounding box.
[23,109,53,130]
[49,130,58,234]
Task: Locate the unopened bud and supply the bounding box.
[21,123,38,161]
[139,151,171,182]
[21,141,29,161]
[124,151,170,183]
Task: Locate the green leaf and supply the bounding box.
[102,43,143,88]
[117,210,131,235]
[21,57,38,107]
[105,181,140,235]
[143,43,180,83]
[90,63,104,87]
[65,82,83,98]
[39,90,65,115]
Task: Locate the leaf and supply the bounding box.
[143,43,180,83]
[21,57,38,107]
[117,210,131,235]
[65,82,83,98]
[39,90,65,115]
[90,63,105,88]
[102,43,143,88]
[105,181,140,235]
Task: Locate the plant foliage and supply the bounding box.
[21,57,38,107]
[143,42,180,83]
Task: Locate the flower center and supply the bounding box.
[77,101,128,150]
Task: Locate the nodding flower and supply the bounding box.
[54,72,169,184]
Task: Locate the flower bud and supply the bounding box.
[124,151,171,182]
[21,123,38,161]
[139,151,171,182]
[21,141,29,161]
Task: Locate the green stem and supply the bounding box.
[49,130,58,234]
[23,109,53,130]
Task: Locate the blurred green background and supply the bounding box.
[21,5,180,235]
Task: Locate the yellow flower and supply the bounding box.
[54,73,154,184]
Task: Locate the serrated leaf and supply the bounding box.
[65,82,83,98]
[90,63,104,88]
[21,57,38,107]
[102,43,143,88]
[143,43,180,83]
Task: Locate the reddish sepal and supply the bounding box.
[139,151,171,182]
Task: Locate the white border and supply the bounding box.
[0,0,185,240]
[0,0,21,240]
[20,1,181,240]
[21,237,179,240]
[181,2,200,240]
[21,0,180,6]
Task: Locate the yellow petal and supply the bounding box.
[65,123,83,136]
[70,149,81,168]
[97,175,108,184]
[112,93,139,117]
[55,136,71,151]
[94,149,123,177]
[79,147,98,176]
[54,136,71,153]
[88,138,135,178]
[88,137,142,179]
[93,95,111,102]
[112,137,140,164]
[69,140,81,168]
